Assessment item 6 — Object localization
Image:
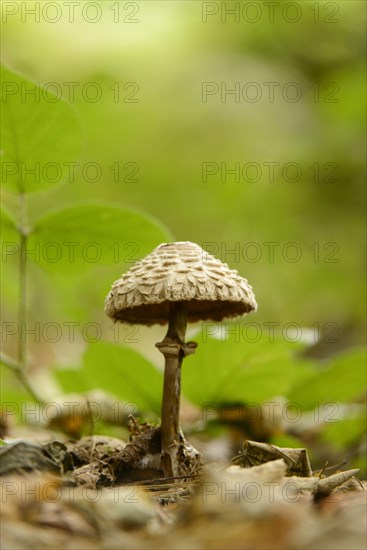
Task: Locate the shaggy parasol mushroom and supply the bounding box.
[105,241,257,477]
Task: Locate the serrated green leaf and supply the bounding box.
[56,341,163,415]
[0,64,83,193]
[182,328,308,407]
[28,201,173,272]
[288,348,367,409]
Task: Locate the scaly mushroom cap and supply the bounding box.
[105,241,257,325]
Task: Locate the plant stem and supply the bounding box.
[0,352,43,404]
[7,190,43,403]
[18,191,27,371]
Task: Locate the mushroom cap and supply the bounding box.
[105,241,257,325]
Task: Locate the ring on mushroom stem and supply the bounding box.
[105,241,257,478]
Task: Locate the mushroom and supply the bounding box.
[105,241,257,477]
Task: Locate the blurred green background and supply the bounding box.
[2,0,365,336]
[1,1,366,471]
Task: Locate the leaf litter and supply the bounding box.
[1,429,366,550]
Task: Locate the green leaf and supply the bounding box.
[55,341,163,414]
[270,434,305,449]
[320,412,367,450]
[0,366,30,409]
[0,206,19,310]
[23,202,173,322]
[288,348,367,409]
[54,367,90,395]
[182,327,308,407]
[29,201,173,272]
[0,64,83,193]
[0,205,17,240]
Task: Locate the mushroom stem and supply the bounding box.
[167,300,187,343]
[156,301,196,478]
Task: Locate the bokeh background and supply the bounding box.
[1,1,366,471]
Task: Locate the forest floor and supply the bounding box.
[1,426,366,550]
